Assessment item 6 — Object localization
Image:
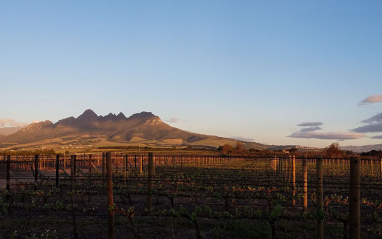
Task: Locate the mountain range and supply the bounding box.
[0,109,267,151]
[2,110,380,153]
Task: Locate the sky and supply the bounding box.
[1,1,382,148]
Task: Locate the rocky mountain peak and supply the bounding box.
[77,109,99,121]
[117,112,126,119]
[129,111,156,120]
[103,113,117,121]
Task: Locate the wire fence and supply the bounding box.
[0,153,381,239]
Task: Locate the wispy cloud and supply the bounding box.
[358,95,382,106]
[164,118,186,123]
[0,119,28,128]
[289,131,365,140]
[289,122,366,140]
[297,122,323,127]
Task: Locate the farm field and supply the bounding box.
[0,153,381,239]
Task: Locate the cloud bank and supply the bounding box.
[361,112,382,124]
[300,126,322,132]
[352,95,382,133]
[289,122,365,140]
[371,135,382,139]
[353,122,382,133]
[0,119,28,128]
[358,95,382,106]
[352,112,382,133]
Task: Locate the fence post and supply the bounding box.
[56,154,60,187]
[284,157,288,185]
[102,152,106,177]
[292,155,296,206]
[303,157,308,214]
[88,154,92,173]
[123,155,127,182]
[102,153,106,187]
[349,157,360,239]
[6,155,11,201]
[71,155,77,177]
[271,156,277,172]
[147,152,155,213]
[134,155,137,170]
[106,152,114,239]
[139,155,143,174]
[173,156,176,172]
[34,154,39,191]
[316,157,324,239]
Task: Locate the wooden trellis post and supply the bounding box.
[139,155,143,174]
[173,156,176,172]
[56,154,60,187]
[349,157,360,239]
[102,153,106,187]
[102,153,106,176]
[303,158,308,214]
[105,152,114,239]
[147,153,155,213]
[284,157,287,183]
[34,154,39,191]
[71,155,76,177]
[88,154,92,173]
[316,157,324,239]
[292,155,296,206]
[6,155,10,201]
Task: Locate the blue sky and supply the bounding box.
[1,1,382,148]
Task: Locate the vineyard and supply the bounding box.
[0,153,381,239]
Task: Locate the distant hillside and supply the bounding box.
[0,109,268,150]
[267,145,321,151]
[341,144,382,153]
[0,127,22,136]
